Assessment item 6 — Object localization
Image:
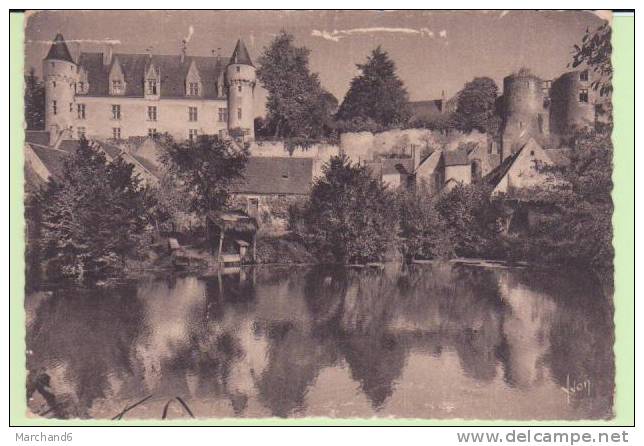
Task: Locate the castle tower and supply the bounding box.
[500,70,550,159]
[549,70,598,145]
[43,33,78,138]
[226,39,256,139]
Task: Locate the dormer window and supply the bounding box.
[112,80,123,94]
[185,61,202,97]
[147,79,157,95]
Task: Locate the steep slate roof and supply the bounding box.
[229,39,254,66]
[78,52,227,99]
[381,158,414,175]
[484,150,521,189]
[231,157,313,195]
[443,149,470,166]
[45,33,75,63]
[29,145,69,179]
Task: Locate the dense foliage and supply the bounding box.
[257,31,337,140]
[159,135,249,221]
[24,68,45,130]
[451,77,500,134]
[336,46,410,130]
[291,154,398,264]
[37,139,154,280]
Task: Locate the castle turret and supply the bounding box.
[43,33,78,138]
[500,70,550,159]
[226,39,256,139]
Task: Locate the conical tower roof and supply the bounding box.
[229,39,253,67]
[45,33,75,63]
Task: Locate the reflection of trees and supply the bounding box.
[26,285,144,418]
[253,321,337,417]
[522,270,615,418]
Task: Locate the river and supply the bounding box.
[25,262,614,420]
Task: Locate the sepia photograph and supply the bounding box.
[20,9,617,421]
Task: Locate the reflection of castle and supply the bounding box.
[42,33,256,143]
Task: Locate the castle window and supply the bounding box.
[236,66,240,73]
[69,103,73,113]
[238,85,242,93]
[237,107,242,120]
[112,128,121,140]
[188,107,198,122]
[52,100,57,115]
[77,127,86,139]
[112,104,121,120]
[580,70,589,82]
[188,82,199,96]
[147,79,158,95]
[77,81,84,93]
[148,128,157,138]
[111,79,124,95]
[77,104,86,120]
[51,62,55,68]
[189,129,198,142]
[52,81,56,89]
[247,197,259,217]
[218,108,228,122]
[579,89,589,103]
[147,106,157,121]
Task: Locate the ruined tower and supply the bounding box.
[500,70,550,159]
[549,69,598,144]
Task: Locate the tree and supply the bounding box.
[37,139,154,280]
[292,154,398,264]
[159,135,249,224]
[514,127,613,274]
[451,77,499,134]
[336,46,410,129]
[434,183,504,258]
[257,31,336,140]
[25,67,45,130]
[396,184,453,262]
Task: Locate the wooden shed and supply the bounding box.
[207,210,258,264]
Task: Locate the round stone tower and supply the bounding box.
[549,70,596,141]
[501,70,549,158]
[43,33,78,138]
[226,39,256,139]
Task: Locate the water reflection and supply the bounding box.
[26,263,614,420]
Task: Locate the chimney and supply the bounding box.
[181,39,187,63]
[103,43,113,66]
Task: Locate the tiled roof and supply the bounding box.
[546,148,572,167]
[131,154,162,178]
[231,157,313,195]
[443,149,470,166]
[57,139,81,154]
[78,52,227,99]
[380,157,414,175]
[26,130,51,146]
[230,39,254,66]
[408,100,443,119]
[45,33,74,63]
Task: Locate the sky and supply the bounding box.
[24,10,607,116]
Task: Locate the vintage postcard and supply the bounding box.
[12,9,633,426]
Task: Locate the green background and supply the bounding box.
[9,12,635,426]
